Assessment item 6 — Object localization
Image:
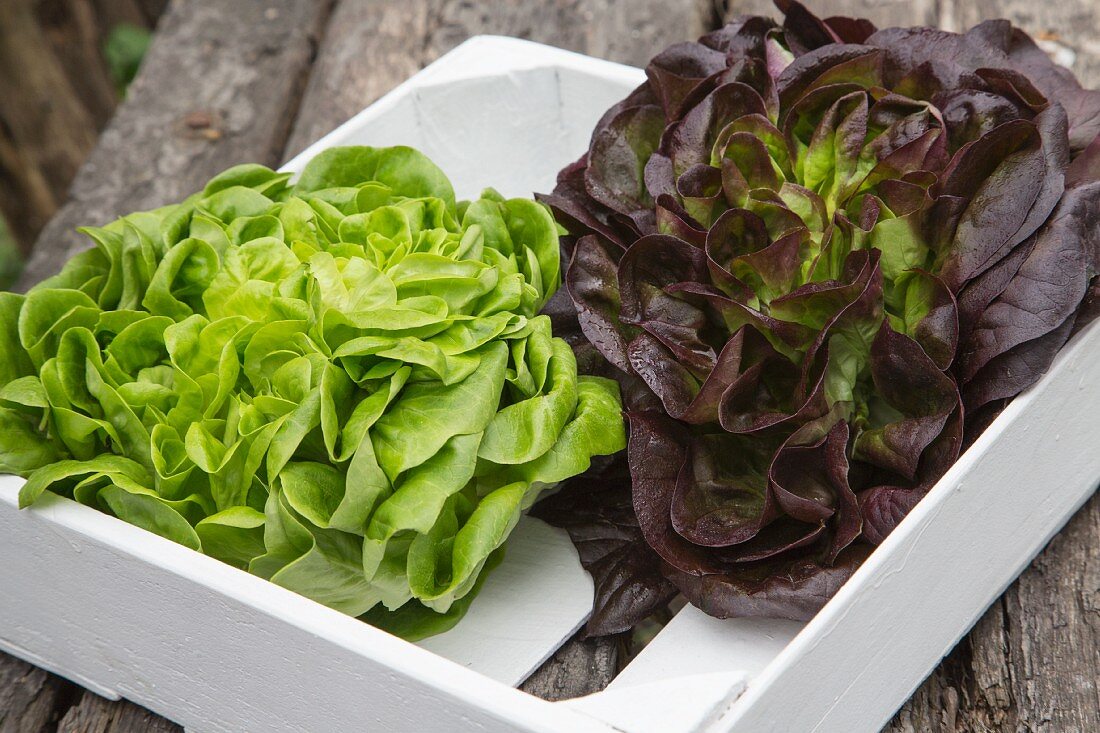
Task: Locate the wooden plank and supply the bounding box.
[0,0,166,254]
[995,493,1099,733]
[886,500,1100,733]
[0,0,103,253]
[57,694,181,733]
[37,0,124,130]
[610,612,803,690]
[422,0,715,69]
[285,0,714,158]
[282,0,434,159]
[887,494,1100,733]
[15,0,332,289]
[724,0,937,27]
[519,633,624,702]
[0,654,77,733]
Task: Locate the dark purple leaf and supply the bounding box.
[646,42,730,119]
[663,544,872,621]
[538,5,1097,628]
[567,235,636,373]
[963,312,1076,412]
[936,119,1045,290]
[1066,133,1100,189]
[853,325,959,479]
[776,45,878,112]
[958,182,1095,382]
[667,83,769,174]
[532,458,677,636]
[629,410,727,574]
[586,105,667,217]
[670,433,776,547]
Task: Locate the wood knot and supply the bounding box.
[180,110,223,141]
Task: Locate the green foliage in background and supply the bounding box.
[0,216,23,290]
[104,23,152,95]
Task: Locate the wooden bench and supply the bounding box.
[1,1,1096,731]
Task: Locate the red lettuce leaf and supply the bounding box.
[537,0,1100,631]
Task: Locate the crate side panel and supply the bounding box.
[283,69,637,201]
[0,485,611,733]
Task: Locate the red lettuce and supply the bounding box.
[536,1,1100,632]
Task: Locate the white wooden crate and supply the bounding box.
[2,36,1099,733]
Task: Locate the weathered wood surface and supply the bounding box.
[887,496,1100,732]
[14,0,332,289]
[0,1,103,254]
[0,0,164,253]
[2,0,1098,730]
[0,655,75,733]
[54,694,180,733]
[520,632,626,701]
[284,0,713,157]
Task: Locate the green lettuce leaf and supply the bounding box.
[2,146,626,639]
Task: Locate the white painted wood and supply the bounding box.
[0,483,611,733]
[281,35,648,202]
[610,610,803,690]
[4,34,1100,733]
[564,672,750,733]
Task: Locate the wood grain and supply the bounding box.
[285,0,714,157]
[998,493,1099,733]
[35,0,122,130]
[887,495,1100,733]
[56,695,180,733]
[0,0,166,254]
[0,655,76,733]
[0,0,103,253]
[15,0,333,289]
[520,632,626,701]
[282,0,435,159]
[725,0,937,26]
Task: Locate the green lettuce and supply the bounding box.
[0,146,626,639]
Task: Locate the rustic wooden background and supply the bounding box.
[1,1,1097,731]
[0,0,165,262]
